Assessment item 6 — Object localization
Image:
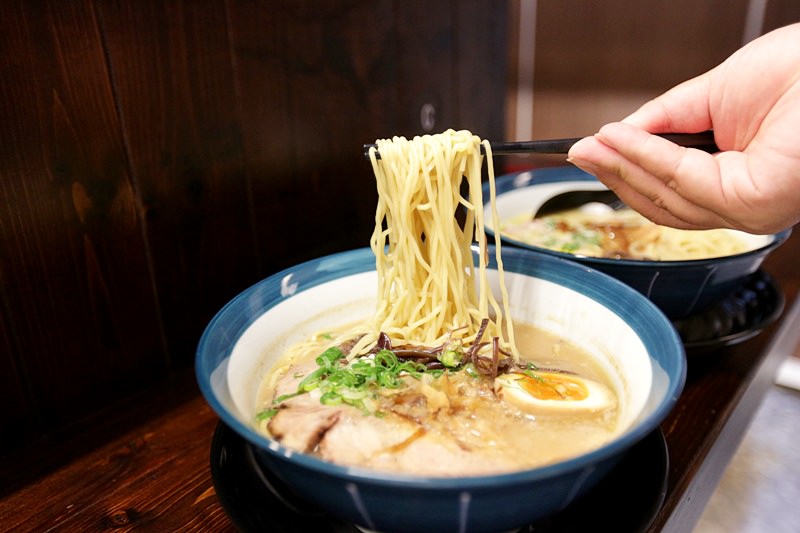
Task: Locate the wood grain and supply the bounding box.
[96,0,261,362]
[0,0,165,454]
[0,0,509,457]
[0,372,233,532]
[533,0,751,93]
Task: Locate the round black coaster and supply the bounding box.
[674,270,784,355]
[210,424,668,533]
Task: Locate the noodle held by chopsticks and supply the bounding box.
[329,129,518,359]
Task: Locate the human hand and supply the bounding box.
[567,23,800,234]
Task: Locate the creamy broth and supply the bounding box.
[254,322,621,476]
[501,207,750,260]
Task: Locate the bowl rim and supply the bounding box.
[196,245,686,489]
[484,166,793,267]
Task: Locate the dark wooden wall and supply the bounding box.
[0,0,509,455]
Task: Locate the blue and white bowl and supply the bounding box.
[196,246,686,533]
[484,166,791,319]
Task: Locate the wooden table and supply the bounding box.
[1,231,798,533]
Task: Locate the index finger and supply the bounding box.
[569,123,731,229]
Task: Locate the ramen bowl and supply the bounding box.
[196,246,686,533]
[484,166,791,319]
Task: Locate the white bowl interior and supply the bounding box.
[226,269,656,440]
[484,178,774,252]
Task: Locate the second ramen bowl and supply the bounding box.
[196,246,686,533]
[484,166,791,319]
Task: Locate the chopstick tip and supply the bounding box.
[363,144,380,160]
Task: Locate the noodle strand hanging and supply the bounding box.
[339,129,519,358]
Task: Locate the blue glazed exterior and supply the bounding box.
[485,166,792,319]
[196,246,686,533]
[253,447,619,532]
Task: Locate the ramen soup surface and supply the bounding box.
[255,322,622,476]
[501,206,750,260]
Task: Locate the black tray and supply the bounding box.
[674,270,784,355]
[210,423,669,533]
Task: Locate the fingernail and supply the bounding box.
[566,156,599,175]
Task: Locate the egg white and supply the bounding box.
[494,372,617,415]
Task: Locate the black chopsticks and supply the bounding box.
[363,130,718,160]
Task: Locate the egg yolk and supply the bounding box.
[516,373,589,401]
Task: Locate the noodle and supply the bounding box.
[501,207,749,261]
[326,129,517,359]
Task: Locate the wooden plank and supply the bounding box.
[0,0,165,453]
[229,0,400,273]
[228,0,509,275]
[96,0,260,361]
[533,0,751,92]
[763,0,800,34]
[0,372,233,531]
[393,1,456,135]
[454,0,509,139]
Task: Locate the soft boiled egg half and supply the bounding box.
[494,371,617,415]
